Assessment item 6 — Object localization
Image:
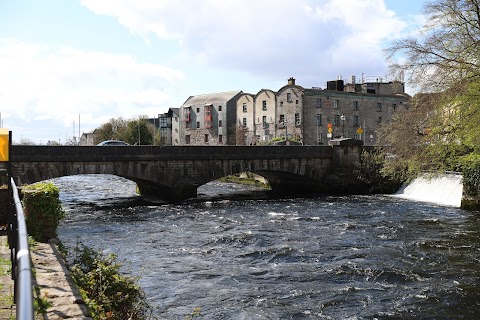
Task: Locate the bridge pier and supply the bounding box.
[135,179,197,202]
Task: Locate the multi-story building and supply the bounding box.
[179,91,242,145]
[236,93,255,145]
[173,77,409,146]
[148,108,179,145]
[303,87,409,145]
[254,89,277,144]
[79,129,99,146]
[275,78,304,143]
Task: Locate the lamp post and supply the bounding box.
[340,114,346,138]
[283,119,288,145]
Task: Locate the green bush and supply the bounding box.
[69,244,153,320]
[22,182,65,242]
[460,154,480,198]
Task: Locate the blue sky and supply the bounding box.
[0,0,425,144]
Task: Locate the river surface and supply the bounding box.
[54,174,480,319]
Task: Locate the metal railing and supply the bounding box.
[8,177,34,320]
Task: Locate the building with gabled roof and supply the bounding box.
[180,91,243,145]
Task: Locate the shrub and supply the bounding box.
[22,182,65,242]
[460,154,480,198]
[69,244,153,320]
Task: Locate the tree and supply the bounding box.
[94,117,128,144]
[15,138,36,145]
[382,0,480,172]
[124,117,154,145]
[235,124,248,145]
[386,0,480,92]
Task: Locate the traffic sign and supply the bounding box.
[0,129,9,161]
[328,127,333,133]
[357,127,363,134]
[327,123,332,128]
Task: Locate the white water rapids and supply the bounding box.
[394,173,463,207]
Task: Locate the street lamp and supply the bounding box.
[340,114,346,138]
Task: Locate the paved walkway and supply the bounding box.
[0,233,92,319]
[0,233,15,319]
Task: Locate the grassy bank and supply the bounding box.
[218,173,270,189]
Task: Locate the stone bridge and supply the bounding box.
[8,140,365,202]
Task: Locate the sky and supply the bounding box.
[0,0,426,144]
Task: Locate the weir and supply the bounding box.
[393,172,463,207]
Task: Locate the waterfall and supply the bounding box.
[393,173,463,207]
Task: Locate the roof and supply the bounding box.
[168,108,180,117]
[182,91,242,106]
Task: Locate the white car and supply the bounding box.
[96,140,129,146]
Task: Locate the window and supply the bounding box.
[377,116,382,124]
[377,102,382,112]
[280,101,284,107]
[243,103,247,112]
[317,133,322,145]
[316,98,322,108]
[353,101,359,110]
[334,100,339,108]
[185,135,190,144]
[295,113,301,125]
[196,121,200,128]
[334,114,340,126]
[296,99,299,104]
[354,115,359,126]
[219,135,223,143]
[262,116,267,128]
[279,114,285,124]
[218,105,222,111]
[204,105,212,128]
[392,103,397,111]
[184,107,191,122]
[219,120,222,127]
[287,93,292,102]
[316,114,322,126]
[204,134,209,143]
[159,117,167,128]
[196,107,200,113]
[262,100,267,110]
[243,118,247,126]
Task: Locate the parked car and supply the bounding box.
[96,140,129,146]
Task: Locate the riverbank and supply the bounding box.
[0,232,92,320]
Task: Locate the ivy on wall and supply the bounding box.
[22,182,65,242]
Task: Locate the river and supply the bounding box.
[54,174,480,319]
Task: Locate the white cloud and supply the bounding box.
[0,38,184,142]
[80,0,408,86]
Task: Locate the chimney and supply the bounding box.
[288,77,296,86]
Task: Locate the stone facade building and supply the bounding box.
[236,93,255,145]
[233,77,409,146]
[275,78,304,143]
[303,88,409,145]
[254,89,277,144]
[179,91,242,145]
[174,77,409,146]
